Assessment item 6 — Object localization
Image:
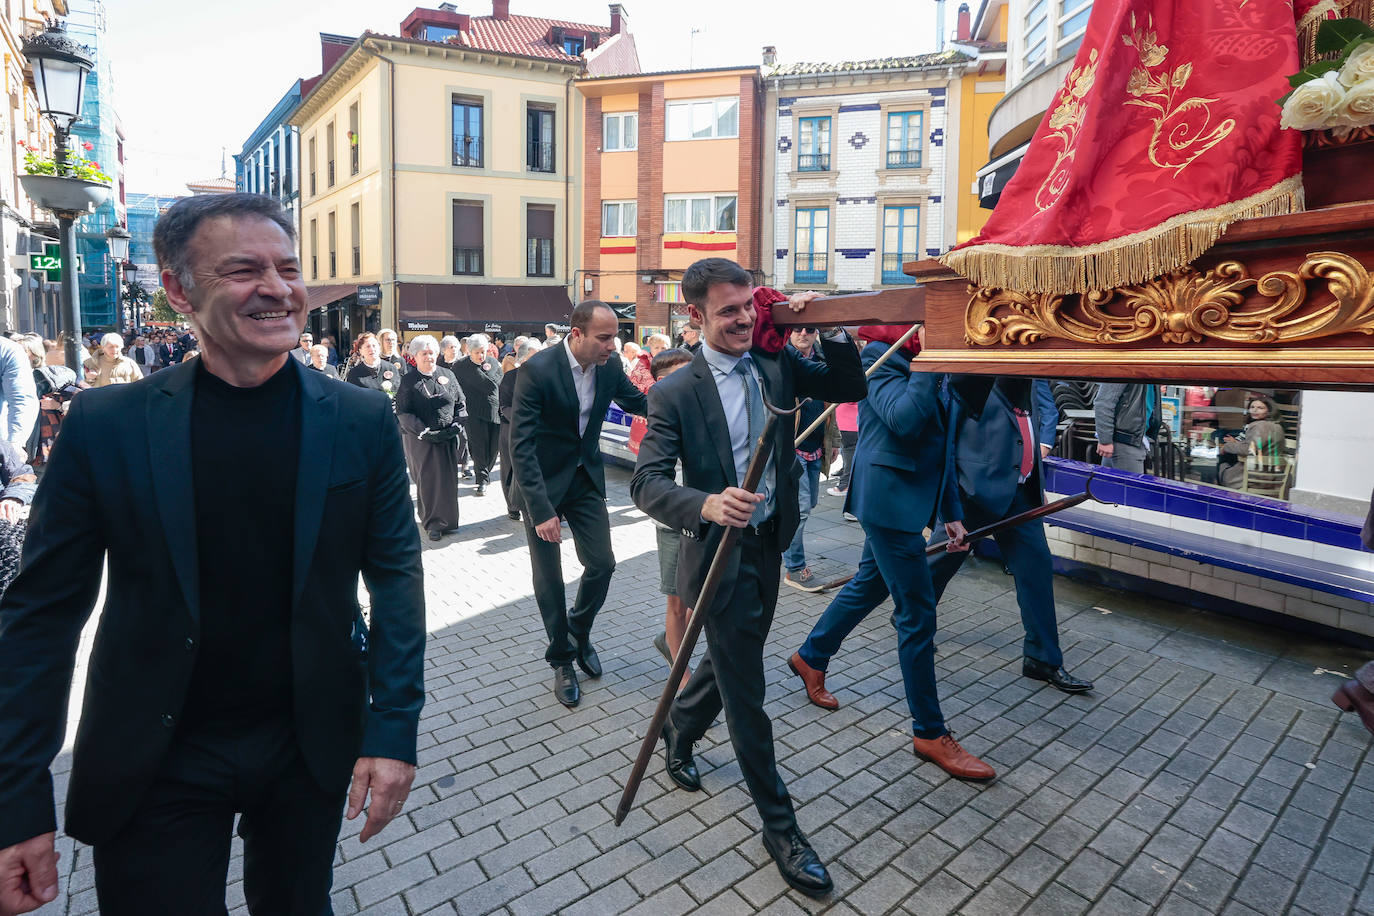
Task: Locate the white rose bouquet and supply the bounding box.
[1278,18,1374,134]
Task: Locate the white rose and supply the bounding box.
[1335,78,1374,127]
[1280,71,1346,131]
[1339,40,1374,87]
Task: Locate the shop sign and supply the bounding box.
[356,283,382,307]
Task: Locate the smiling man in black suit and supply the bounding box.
[0,194,425,915]
[510,300,647,707]
[631,258,867,897]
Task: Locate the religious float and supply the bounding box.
[776,0,1374,646]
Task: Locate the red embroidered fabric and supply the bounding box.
[943,0,1304,296]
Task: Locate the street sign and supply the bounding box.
[356,283,381,306]
[28,243,84,281]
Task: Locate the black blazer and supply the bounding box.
[498,366,519,423]
[0,358,425,848]
[451,357,503,425]
[631,337,866,608]
[510,341,647,524]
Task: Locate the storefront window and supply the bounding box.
[1050,381,1301,501]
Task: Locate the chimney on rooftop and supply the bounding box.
[762,45,776,66]
[957,3,971,41]
[493,0,510,20]
[438,2,457,10]
[610,3,629,35]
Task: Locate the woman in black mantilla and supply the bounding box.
[394,334,464,540]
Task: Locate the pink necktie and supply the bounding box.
[1014,408,1034,479]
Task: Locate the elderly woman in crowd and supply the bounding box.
[1218,395,1288,488]
[501,335,529,373]
[307,344,339,379]
[452,332,503,496]
[83,333,141,386]
[344,332,400,403]
[20,335,77,466]
[394,335,465,540]
[438,335,463,371]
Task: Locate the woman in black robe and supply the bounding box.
[344,333,402,404]
[394,335,464,540]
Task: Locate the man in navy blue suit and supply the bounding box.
[931,376,1093,693]
[788,326,996,781]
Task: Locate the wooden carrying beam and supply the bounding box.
[771,287,924,328]
[905,201,1374,389]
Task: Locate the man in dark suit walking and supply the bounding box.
[451,332,503,496]
[510,301,646,707]
[932,376,1093,693]
[0,194,425,915]
[787,326,997,782]
[631,258,866,898]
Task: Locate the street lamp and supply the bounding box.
[105,224,131,333]
[22,21,96,370]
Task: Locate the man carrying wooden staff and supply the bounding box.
[630,258,866,898]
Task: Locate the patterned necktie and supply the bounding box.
[733,359,772,525]
[1014,408,1035,480]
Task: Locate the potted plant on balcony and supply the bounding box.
[18,139,112,213]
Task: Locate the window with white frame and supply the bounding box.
[665,98,739,141]
[664,194,737,233]
[1019,0,1094,76]
[602,200,637,237]
[604,112,638,151]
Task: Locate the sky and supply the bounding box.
[104,0,946,194]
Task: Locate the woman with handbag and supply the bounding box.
[394,335,464,540]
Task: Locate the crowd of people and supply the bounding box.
[0,192,1371,916]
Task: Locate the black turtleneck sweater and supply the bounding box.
[182,359,301,726]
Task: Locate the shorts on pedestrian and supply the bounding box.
[655,525,680,596]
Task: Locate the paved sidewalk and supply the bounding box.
[48,465,1374,915]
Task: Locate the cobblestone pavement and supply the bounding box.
[47,465,1374,915]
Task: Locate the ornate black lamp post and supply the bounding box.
[21,21,103,370]
[104,224,131,332]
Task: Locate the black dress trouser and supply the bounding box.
[465,418,500,485]
[498,420,516,511]
[525,465,615,666]
[670,529,797,836]
[92,717,345,916]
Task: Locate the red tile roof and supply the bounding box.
[459,14,613,62]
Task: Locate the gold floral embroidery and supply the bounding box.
[1122,12,1235,173]
[1034,49,1098,213]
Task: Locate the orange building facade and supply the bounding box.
[576,67,763,343]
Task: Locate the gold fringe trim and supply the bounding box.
[1300,0,1374,67]
[939,175,1305,296]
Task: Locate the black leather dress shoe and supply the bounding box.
[507,509,521,521]
[553,664,580,707]
[572,628,602,678]
[1023,658,1094,693]
[661,717,700,791]
[475,484,486,496]
[762,827,833,898]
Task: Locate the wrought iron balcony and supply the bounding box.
[886,149,922,169]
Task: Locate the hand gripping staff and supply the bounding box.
[614,391,807,826]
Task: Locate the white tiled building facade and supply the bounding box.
[763,56,969,292]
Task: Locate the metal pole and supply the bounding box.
[58,210,83,371]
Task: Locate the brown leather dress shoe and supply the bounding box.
[1333,679,1374,736]
[788,652,838,710]
[912,733,996,781]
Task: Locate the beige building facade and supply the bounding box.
[292,4,637,346]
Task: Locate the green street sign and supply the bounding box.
[28,243,84,282]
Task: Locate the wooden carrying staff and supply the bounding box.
[923,476,1104,556]
[614,395,803,826]
[817,477,1106,593]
